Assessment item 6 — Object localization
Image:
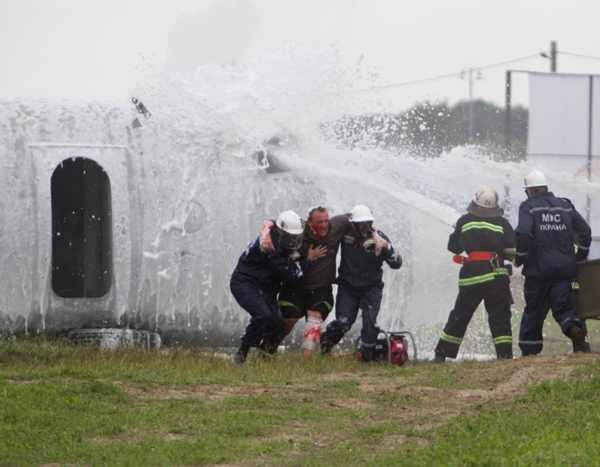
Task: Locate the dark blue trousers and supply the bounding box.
[321,283,383,360]
[519,277,583,355]
[230,278,284,349]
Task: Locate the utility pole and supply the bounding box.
[505,70,511,152]
[468,68,474,141]
[461,68,483,141]
[541,40,557,72]
[504,69,528,155]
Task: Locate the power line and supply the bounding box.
[559,51,600,62]
[344,50,600,96]
[348,54,541,93]
[471,54,542,72]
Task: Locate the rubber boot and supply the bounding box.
[569,326,587,353]
[256,341,277,360]
[234,342,250,366]
[431,353,446,364]
[320,340,333,356]
[495,343,513,360]
[360,346,374,363]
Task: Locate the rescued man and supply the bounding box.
[230,210,326,365]
[260,206,351,356]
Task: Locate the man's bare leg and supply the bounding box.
[302,310,323,356]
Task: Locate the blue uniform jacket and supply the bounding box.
[514,192,591,279]
[231,228,312,295]
[337,229,402,290]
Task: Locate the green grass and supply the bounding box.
[0,336,599,466]
[410,377,600,467]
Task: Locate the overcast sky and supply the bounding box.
[2,0,600,110]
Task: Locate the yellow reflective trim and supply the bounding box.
[440,332,462,345]
[493,336,513,345]
[459,269,509,287]
[462,221,504,234]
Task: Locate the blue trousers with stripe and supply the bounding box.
[320,283,383,361]
[518,277,583,356]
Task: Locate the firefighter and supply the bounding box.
[432,185,516,363]
[512,171,591,356]
[320,204,402,363]
[230,211,326,365]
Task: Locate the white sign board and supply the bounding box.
[527,72,600,256]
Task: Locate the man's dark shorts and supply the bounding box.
[279,284,333,320]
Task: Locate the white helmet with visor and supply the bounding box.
[276,210,304,250]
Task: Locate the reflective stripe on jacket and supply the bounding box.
[449,214,515,288]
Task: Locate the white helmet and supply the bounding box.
[473,185,499,209]
[350,204,374,223]
[276,210,304,250]
[523,170,547,188]
[276,210,304,234]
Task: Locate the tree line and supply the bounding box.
[325,100,529,161]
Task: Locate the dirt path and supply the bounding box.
[109,353,600,459]
[119,353,597,410]
[348,353,597,431]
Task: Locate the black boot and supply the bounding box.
[259,341,278,354]
[234,342,250,366]
[569,326,587,353]
[320,333,333,355]
[496,343,513,360]
[360,346,374,363]
[320,341,333,355]
[256,341,277,360]
[430,354,446,364]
